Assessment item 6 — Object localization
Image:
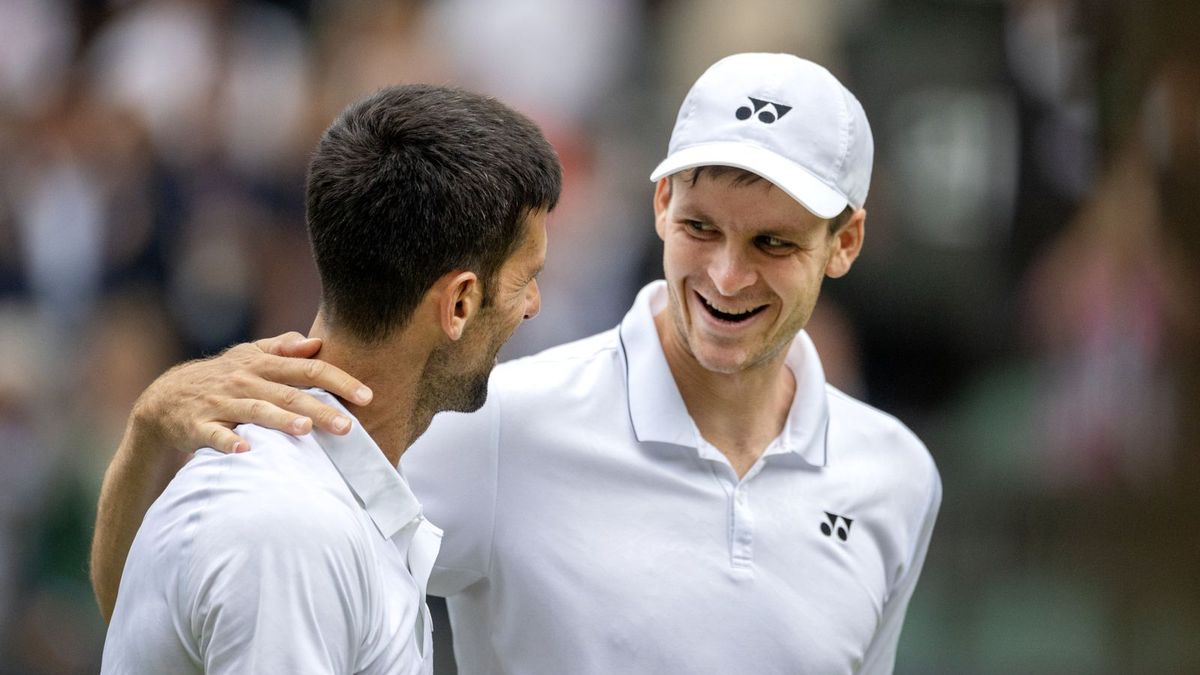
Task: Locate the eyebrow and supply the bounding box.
[674,203,714,224]
[678,203,809,239]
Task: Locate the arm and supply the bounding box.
[91,410,190,624]
[90,333,373,621]
[858,461,943,674]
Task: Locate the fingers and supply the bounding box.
[254,332,323,358]
[198,391,354,447]
[269,384,353,434]
[198,423,251,454]
[240,334,372,406]
[221,397,319,436]
[136,336,372,457]
[260,356,373,407]
[227,386,354,436]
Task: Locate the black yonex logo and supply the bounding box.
[820,512,853,541]
[735,97,793,124]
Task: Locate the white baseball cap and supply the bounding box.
[650,53,874,219]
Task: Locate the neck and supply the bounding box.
[310,319,434,466]
[654,310,796,477]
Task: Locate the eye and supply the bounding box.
[756,235,795,254]
[682,219,716,236]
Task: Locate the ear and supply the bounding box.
[652,177,672,241]
[436,270,482,341]
[825,208,866,279]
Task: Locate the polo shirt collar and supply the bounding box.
[308,388,424,539]
[618,281,829,468]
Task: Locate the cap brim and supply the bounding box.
[649,142,849,219]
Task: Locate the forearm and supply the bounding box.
[90,411,188,622]
[88,335,371,621]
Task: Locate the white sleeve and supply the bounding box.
[858,462,942,675]
[402,378,502,597]
[187,493,367,674]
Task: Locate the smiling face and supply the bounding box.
[653,169,863,376]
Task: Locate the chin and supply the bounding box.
[688,343,755,375]
[447,371,491,413]
[462,381,490,412]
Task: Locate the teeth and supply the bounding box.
[701,295,760,315]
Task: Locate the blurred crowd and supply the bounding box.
[0,0,1197,673]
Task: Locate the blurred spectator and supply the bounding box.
[4,291,180,674]
[0,0,77,117]
[1021,143,1175,489]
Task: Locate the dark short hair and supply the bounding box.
[306,85,562,343]
[675,166,853,234]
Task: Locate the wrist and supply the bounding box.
[124,388,172,459]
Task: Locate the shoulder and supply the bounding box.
[489,327,623,400]
[206,480,362,552]
[825,386,923,447]
[408,327,624,470]
[824,385,941,505]
[494,328,621,378]
[172,429,367,558]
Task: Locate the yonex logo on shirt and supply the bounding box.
[735,97,793,124]
[820,512,853,541]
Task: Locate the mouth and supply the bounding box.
[695,291,767,325]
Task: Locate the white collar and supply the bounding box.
[618,281,829,468]
[308,389,425,539]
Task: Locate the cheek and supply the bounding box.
[767,265,822,312]
[505,289,531,327]
[662,235,701,277]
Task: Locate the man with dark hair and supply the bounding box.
[93,54,939,674]
[98,84,560,674]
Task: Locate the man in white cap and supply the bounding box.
[91,54,940,674]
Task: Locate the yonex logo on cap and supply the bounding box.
[820,512,853,541]
[735,97,793,124]
[650,54,874,217]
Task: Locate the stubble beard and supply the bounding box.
[417,319,504,418]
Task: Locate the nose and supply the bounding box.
[523,279,541,320]
[709,245,756,296]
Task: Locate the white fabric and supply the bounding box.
[102,390,442,675]
[650,52,874,217]
[404,281,941,675]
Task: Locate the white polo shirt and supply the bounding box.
[404,281,941,675]
[102,390,442,675]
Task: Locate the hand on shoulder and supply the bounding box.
[130,332,373,457]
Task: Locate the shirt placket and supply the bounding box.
[730,482,755,570]
[701,439,762,573]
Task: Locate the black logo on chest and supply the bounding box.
[820,511,853,541]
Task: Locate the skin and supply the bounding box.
[90,211,546,621]
[652,171,864,476]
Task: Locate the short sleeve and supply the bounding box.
[402,378,502,597]
[858,456,942,674]
[186,490,368,674]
